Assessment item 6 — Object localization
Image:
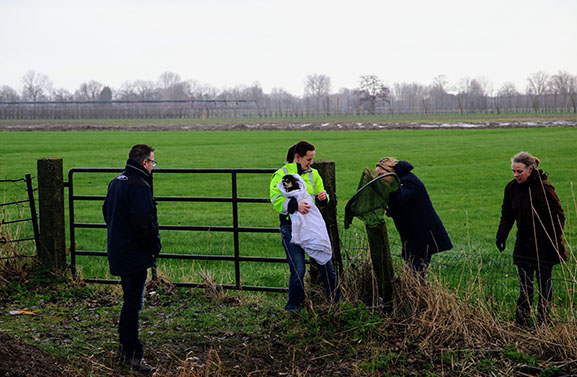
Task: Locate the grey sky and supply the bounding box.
[1,0,576,96]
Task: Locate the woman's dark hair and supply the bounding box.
[129,144,154,164]
[286,141,315,163]
[285,145,296,163]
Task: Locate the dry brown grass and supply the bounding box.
[340,253,577,374]
[392,267,576,372]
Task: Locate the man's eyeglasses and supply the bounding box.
[146,159,158,167]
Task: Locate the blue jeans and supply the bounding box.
[119,269,147,360]
[281,225,340,311]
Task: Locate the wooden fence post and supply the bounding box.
[365,222,394,310]
[37,158,66,271]
[309,160,343,287]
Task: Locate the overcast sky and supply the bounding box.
[1,0,576,96]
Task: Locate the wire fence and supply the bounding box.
[1,92,575,120]
[339,223,577,320]
[0,175,40,264]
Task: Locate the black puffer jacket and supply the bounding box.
[497,169,566,266]
[387,161,453,259]
[102,159,161,276]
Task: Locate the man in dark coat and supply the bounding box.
[103,144,161,373]
[376,158,453,276]
[497,152,566,326]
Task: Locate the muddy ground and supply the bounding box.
[0,120,576,131]
[0,330,79,377]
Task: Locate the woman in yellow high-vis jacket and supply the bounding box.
[269,140,340,311]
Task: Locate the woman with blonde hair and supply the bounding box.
[375,157,452,277]
[497,151,567,326]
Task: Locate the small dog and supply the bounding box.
[281,174,300,192]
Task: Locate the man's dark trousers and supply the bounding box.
[119,269,147,361]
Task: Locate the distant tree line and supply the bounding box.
[1,70,576,119]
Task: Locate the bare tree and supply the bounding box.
[569,74,577,113]
[497,82,518,97]
[430,75,450,112]
[455,77,490,113]
[118,80,159,100]
[526,71,550,112]
[551,70,573,111]
[304,73,331,97]
[157,72,191,100]
[334,88,357,116]
[117,81,137,100]
[455,77,472,114]
[75,80,104,101]
[219,83,266,116]
[497,82,519,112]
[356,75,390,115]
[270,88,299,116]
[21,70,52,101]
[51,88,74,101]
[0,85,20,101]
[527,71,550,95]
[245,83,266,116]
[134,80,159,100]
[189,80,218,100]
[304,73,331,114]
[393,82,427,113]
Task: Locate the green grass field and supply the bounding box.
[1,127,576,315]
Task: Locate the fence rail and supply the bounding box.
[1,93,575,120]
[67,167,289,292]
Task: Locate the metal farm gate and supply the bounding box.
[68,168,290,292]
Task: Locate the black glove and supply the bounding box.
[496,239,506,252]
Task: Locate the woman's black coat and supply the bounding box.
[497,169,566,266]
[387,161,453,259]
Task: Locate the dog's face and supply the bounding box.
[282,174,299,192]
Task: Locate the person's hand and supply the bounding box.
[298,201,311,214]
[496,239,506,252]
[317,191,327,201]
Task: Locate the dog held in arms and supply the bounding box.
[282,174,300,192]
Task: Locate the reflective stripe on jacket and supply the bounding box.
[269,162,328,215]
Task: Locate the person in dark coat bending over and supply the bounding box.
[496,151,567,327]
[375,157,452,277]
[103,144,161,373]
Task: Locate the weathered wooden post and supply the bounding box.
[365,221,394,310]
[37,158,66,271]
[309,160,343,288]
[345,170,399,311]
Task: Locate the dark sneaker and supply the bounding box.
[124,357,157,373]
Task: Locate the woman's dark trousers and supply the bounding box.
[516,263,553,326]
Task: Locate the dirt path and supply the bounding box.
[0,120,575,131]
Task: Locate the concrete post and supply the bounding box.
[37,158,66,271]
